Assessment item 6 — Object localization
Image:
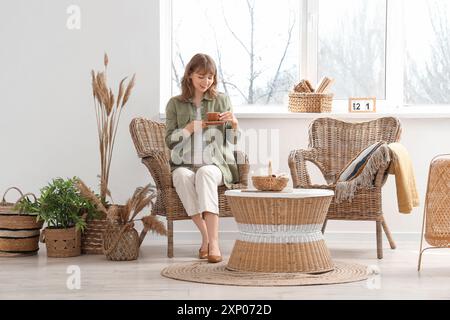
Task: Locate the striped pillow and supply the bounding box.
[338,141,384,182]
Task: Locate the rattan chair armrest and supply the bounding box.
[288,148,326,188]
[234,150,249,186]
[141,151,173,189]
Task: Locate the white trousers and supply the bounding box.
[172,165,224,216]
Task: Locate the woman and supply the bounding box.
[165,53,240,263]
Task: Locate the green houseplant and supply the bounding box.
[37,177,97,258]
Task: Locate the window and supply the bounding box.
[162,0,450,112]
[404,0,450,105]
[318,0,387,99]
[171,0,300,106]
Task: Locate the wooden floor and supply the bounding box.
[1,235,449,300]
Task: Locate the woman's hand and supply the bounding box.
[219,111,239,129]
[184,120,206,135]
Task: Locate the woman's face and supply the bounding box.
[190,70,214,94]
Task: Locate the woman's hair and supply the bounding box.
[179,53,218,102]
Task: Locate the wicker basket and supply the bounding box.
[103,222,140,261]
[252,176,289,191]
[81,204,123,254]
[41,227,81,258]
[288,92,333,113]
[81,216,108,254]
[0,188,43,257]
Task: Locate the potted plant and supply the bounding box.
[82,53,136,254]
[0,187,43,257]
[37,177,97,258]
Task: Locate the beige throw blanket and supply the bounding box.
[387,143,419,214]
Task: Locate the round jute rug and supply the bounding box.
[161,260,368,286]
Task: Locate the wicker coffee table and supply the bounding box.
[225,189,335,273]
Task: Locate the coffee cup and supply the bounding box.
[207,112,220,121]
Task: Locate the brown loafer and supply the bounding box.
[207,254,223,263]
[198,248,208,259]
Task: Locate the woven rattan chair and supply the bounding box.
[129,117,249,258]
[288,117,402,259]
[418,154,450,271]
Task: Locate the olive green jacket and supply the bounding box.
[164,93,241,188]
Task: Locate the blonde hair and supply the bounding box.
[179,53,218,102]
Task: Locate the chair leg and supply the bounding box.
[321,219,328,234]
[167,219,174,258]
[418,248,425,271]
[381,217,396,250]
[376,221,383,259]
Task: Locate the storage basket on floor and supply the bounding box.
[41,227,81,258]
[81,216,108,254]
[0,188,43,257]
[288,92,333,113]
[103,222,140,261]
[81,204,123,254]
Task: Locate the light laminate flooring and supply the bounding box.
[1,236,449,300]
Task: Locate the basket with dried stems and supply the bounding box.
[78,180,167,261]
[83,53,136,254]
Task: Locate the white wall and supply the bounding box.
[1,0,450,237]
[1,0,160,204]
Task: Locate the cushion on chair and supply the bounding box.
[338,141,384,182]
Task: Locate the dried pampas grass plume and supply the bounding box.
[121,74,136,108]
[90,53,136,202]
[142,215,167,236]
[139,215,167,246]
[104,53,109,68]
[76,179,107,215]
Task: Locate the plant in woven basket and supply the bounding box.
[36,177,98,232]
[91,53,136,204]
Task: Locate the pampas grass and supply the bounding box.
[141,215,167,236]
[76,179,107,215]
[121,184,167,244]
[91,53,136,202]
[120,184,156,224]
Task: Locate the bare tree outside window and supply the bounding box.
[318,0,387,100]
[172,0,300,106]
[404,0,450,105]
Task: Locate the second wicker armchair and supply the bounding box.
[288,117,402,259]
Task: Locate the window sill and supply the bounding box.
[159,105,450,120]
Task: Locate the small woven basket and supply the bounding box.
[41,227,81,258]
[81,215,109,254]
[103,222,140,261]
[288,92,333,113]
[81,204,123,254]
[252,176,289,192]
[0,187,43,257]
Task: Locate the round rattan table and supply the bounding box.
[225,188,335,273]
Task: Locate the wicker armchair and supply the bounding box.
[418,154,450,271]
[129,117,249,257]
[288,117,402,259]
